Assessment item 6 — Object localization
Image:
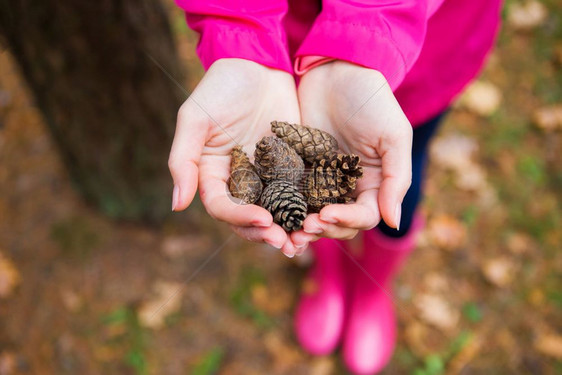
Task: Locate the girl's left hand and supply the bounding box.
[291,61,413,250]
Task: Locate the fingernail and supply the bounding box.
[320,215,338,224]
[395,203,402,231]
[285,252,295,259]
[172,185,180,211]
[251,219,270,228]
[295,243,308,256]
[296,243,308,251]
[265,240,282,249]
[304,228,323,234]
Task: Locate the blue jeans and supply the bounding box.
[377,112,445,237]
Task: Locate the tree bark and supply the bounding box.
[0,0,184,223]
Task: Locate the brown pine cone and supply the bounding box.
[260,181,307,232]
[303,153,364,212]
[271,121,339,164]
[254,136,304,183]
[228,146,263,204]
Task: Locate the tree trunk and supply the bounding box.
[0,0,185,223]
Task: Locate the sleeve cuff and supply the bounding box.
[192,21,293,74]
[294,56,336,76]
[295,19,408,90]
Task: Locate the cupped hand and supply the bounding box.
[168,58,302,256]
[291,61,413,248]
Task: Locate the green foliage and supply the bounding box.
[50,216,99,258]
[230,266,273,329]
[102,307,149,375]
[462,302,483,323]
[518,155,546,186]
[191,347,225,375]
[413,355,445,375]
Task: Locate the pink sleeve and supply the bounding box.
[295,0,442,90]
[175,0,293,73]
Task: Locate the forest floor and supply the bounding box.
[1,1,561,374]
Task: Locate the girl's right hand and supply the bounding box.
[168,58,302,256]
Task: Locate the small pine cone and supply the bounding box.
[260,181,307,232]
[228,146,263,204]
[271,121,339,164]
[303,153,363,212]
[254,136,304,183]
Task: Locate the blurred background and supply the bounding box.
[0,0,561,374]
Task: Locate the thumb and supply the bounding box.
[168,101,207,211]
[378,126,413,229]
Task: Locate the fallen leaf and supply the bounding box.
[251,284,292,315]
[0,252,20,298]
[264,332,303,373]
[430,134,478,172]
[458,81,502,116]
[455,163,488,191]
[507,1,547,30]
[423,272,449,292]
[507,232,533,254]
[533,105,562,132]
[448,334,482,374]
[482,258,515,287]
[0,351,16,375]
[161,235,212,258]
[414,293,460,331]
[137,280,183,329]
[404,321,440,356]
[310,357,335,375]
[60,289,83,312]
[428,215,467,250]
[534,334,562,359]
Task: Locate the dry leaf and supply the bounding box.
[0,252,20,298]
[60,289,83,312]
[534,334,562,359]
[448,334,481,374]
[507,1,547,30]
[458,81,502,116]
[533,105,562,132]
[507,232,533,254]
[137,280,183,329]
[0,351,16,375]
[423,273,449,292]
[405,321,438,356]
[430,134,478,172]
[455,163,488,191]
[310,357,335,375]
[428,215,467,250]
[482,258,515,287]
[161,235,212,258]
[414,293,459,330]
[264,332,302,373]
[251,284,292,315]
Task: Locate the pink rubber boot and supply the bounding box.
[342,216,424,374]
[294,238,347,355]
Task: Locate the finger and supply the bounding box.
[378,125,413,229]
[302,214,359,240]
[230,224,287,249]
[281,237,299,258]
[290,230,319,248]
[317,188,381,230]
[169,101,208,211]
[200,172,272,227]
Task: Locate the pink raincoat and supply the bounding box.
[176,0,501,126]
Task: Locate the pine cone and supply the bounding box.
[303,153,364,212]
[254,136,304,183]
[260,181,307,232]
[228,146,263,204]
[271,121,339,164]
